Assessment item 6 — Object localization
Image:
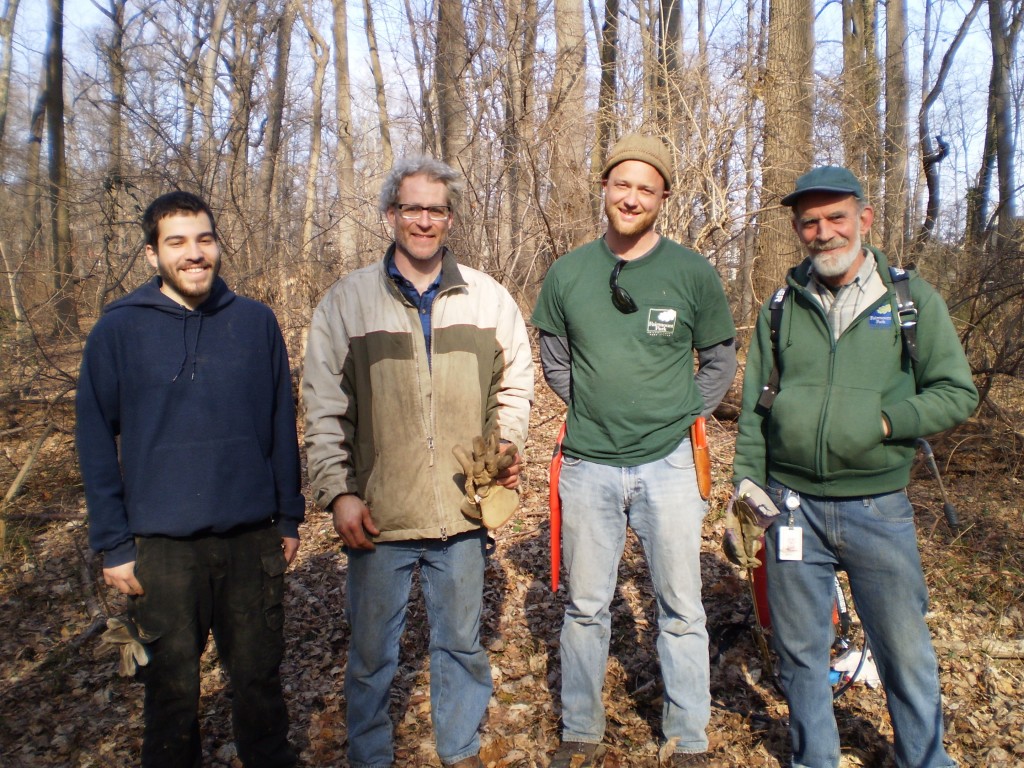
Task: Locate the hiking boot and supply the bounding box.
[448,756,484,768]
[549,741,607,768]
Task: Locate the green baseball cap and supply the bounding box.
[781,166,864,207]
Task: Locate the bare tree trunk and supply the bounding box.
[0,240,26,331]
[175,2,205,181]
[258,1,295,238]
[589,0,618,223]
[297,3,328,287]
[94,0,132,314]
[755,0,814,300]
[362,0,393,166]
[0,0,23,329]
[0,0,21,153]
[332,0,359,269]
[199,0,230,190]
[400,0,431,158]
[547,0,590,254]
[987,0,1022,248]
[841,0,880,194]
[46,0,78,336]
[227,3,257,253]
[498,0,539,289]
[737,0,767,325]
[436,0,470,166]
[655,0,683,134]
[882,0,909,261]
[23,71,46,270]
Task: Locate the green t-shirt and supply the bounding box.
[531,236,735,465]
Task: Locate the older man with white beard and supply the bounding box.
[732,167,977,768]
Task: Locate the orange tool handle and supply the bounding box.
[691,416,711,500]
[549,422,566,592]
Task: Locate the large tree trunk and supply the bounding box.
[882,0,909,261]
[841,0,880,195]
[499,0,539,286]
[46,0,78,336]
[436,0,470,166]
[755,0,813,300]
[332,0,359,270]
[546,0,590,255]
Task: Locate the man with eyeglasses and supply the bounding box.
[531,134,736,767]
[302,156,533,768]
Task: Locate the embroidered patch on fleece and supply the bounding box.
[868,303,893,328]
[647,308,677,336]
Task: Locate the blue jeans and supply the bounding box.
[763,482,955,768]
[558,437,710,753]
[129,524,295,768]
[344,529,491,768]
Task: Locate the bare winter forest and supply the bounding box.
[1,0,1023,765]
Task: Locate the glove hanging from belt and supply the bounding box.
[723,478,782,569]
[453,433,520,529]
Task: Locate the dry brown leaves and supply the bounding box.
[1,363,1022,767]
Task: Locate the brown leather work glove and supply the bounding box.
[722,492,766,569]
[97,616,150,677]
[453,433,519,529]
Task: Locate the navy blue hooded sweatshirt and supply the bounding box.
[76,276,305,568]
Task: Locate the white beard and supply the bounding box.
[810,231,862,279]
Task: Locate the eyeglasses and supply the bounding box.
[609,260,638,313]
[395,203,451,221]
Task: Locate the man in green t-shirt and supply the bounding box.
[532,134,736,768]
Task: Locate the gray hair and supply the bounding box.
[378,155,464,214]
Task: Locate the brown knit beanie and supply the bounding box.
[601,134,673,190]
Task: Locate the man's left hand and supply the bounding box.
[282,536,300,565]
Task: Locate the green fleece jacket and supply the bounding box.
[733,246,977,497]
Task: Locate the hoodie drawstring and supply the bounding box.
[171,307,203,382]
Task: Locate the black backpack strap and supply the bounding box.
[889,266,919,365]
[756,285,789,411]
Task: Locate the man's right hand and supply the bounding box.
[103,561,144,595]
[331,494,380,550]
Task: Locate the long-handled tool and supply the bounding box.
[549,422,566,592]
[915,438,960,529]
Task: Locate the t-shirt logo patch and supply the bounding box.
[647,308,677,336]
[869,303,893,328]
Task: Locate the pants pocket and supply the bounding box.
[260,539,287,632]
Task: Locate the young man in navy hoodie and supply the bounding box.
[76,191,304,767]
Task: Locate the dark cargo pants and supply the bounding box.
[129,524,296,768]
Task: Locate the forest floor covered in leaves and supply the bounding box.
[2,358,1023,767]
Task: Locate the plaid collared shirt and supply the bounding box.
[808,250,887,340]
